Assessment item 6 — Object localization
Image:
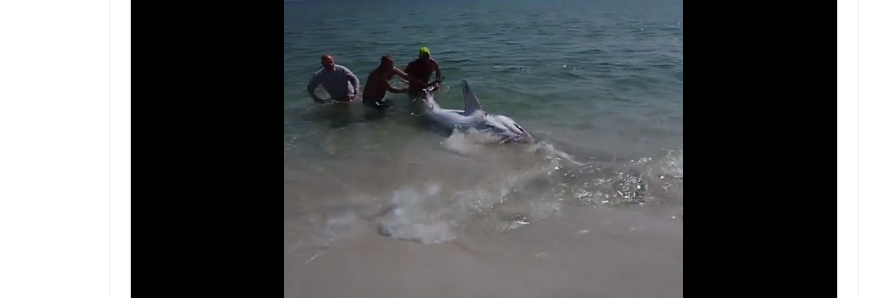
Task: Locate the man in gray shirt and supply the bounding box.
[307,55,361,103]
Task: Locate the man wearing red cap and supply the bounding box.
[306,54,360,103]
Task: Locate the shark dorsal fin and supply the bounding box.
[461,80,482,115]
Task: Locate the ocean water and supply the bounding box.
[284,0,682,295]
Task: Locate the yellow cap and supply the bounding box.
[419,47,430,56]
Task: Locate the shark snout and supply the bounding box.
[499,130,535,144]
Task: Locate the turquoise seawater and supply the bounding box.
[284,0,682,248]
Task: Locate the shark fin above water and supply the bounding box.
[461,80,482,116]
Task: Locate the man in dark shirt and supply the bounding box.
[403,47,443,99]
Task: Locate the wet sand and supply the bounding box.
[284,206,683,298]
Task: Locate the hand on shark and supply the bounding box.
[399,79,441,91]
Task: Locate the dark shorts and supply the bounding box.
[363,96,394,111]
[332,97,353,103]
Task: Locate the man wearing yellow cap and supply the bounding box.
[403,47,443,99]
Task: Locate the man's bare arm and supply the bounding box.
[399,63,413,84]
[384,78,406,94]
[431,59,443,84]
[392,68,424,85]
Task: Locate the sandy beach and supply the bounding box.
[285,206,683,298]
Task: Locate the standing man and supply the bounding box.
[403,47,443,98]
[362,55,426,111]
[306,54,360,103]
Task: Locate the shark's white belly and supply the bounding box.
[424,109,476,130]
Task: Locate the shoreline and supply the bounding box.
[285,206,683,298]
